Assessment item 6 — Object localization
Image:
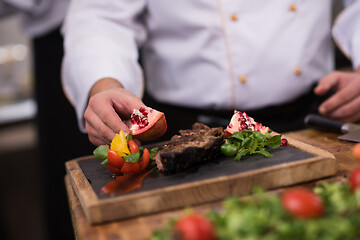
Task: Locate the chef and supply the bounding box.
[61,0,360,145]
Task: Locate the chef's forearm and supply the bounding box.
[89,78,124,98]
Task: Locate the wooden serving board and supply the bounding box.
[65,135,337,224]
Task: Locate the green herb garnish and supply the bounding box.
[221,130,282,161]
[126,133,133,141]
[93,145,109,159]
[149,146,163,158]
[123,152,140,163]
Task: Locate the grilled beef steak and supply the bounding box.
[153,123,225,174]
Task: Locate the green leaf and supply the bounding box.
[139,146,144,157]
[252,131,265,142]
[254,148,273,158]
[242,137,254,148]
[101,159,109,165]
[265,135,282,149]
[149,146,162,158]
[250,139,259,152]
[221,144,238,157]
[234,149,250,161]
[123,152,140,163]
[264,132,271,139]
[234,141,242,149]
[231,131,245,141]
[126,134,133,141]
[93,145,109,160]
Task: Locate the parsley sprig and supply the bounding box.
[221,130,282,161]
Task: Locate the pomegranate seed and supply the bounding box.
[281,138,288,146]
[228,124,233,128]
[129,107,152,129]
[139,107,146,113]
[131,115,140,124]
[142,119,148,126]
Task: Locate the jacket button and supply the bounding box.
[294,67,302,75]
[239,75,246,83]
[230,14,238,21]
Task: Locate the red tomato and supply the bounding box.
[128,139,140,154]
[281,188,324,219]
[121,162,140,174]
[175,213,216,240]
[139,148,150,171]
[107,149,125,169]
[105,164,122,175]
[349,166,360,192]
[106,140,149,175]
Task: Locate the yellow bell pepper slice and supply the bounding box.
[110,130,130,156]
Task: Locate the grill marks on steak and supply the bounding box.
[154,123,224,174]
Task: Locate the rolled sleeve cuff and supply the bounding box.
[62,36,144,132]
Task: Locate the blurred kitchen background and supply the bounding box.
[0,15,44,240]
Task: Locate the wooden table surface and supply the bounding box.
[65,128,359,240]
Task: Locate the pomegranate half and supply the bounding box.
[226,110,269,136]
[128,106,167,141]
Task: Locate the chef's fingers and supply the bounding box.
[89,134,109,147]
[318,78,360,118]
[112,89,145,120]
[86,121,111,146]
[87,92,130,134]
[314,71,355,96]
[325,96,360,123]
[314,72,341,96]
[85,109,116,145]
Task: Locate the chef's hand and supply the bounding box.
[314,69,360,123]
[84,78,144,146]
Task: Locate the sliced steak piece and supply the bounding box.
[154,123,224,174]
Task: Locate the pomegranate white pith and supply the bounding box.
[129,106,167,141]
[226,111,269,135]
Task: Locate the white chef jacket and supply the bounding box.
[61,0,360,131]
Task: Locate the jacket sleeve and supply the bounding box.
[333,0,360,69]
[0,1,18,18]
[61,0,147,132]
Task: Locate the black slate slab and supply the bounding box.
[78,146,313,199]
